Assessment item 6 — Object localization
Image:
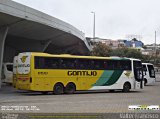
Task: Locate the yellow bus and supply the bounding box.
[16,52,144,94]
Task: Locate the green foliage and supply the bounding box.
[109,48,143,59]
[109,48,128,57]
[90,43,160,65]
[90,42,111,57]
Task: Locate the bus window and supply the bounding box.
[106,60,114,70]
[59,58,76,69]
[105,60,131,70]
[142,64,147,71]
[122,60,131,70]
[133,61,143,81]
[35,57,45,69]
[77,59,92,70]
[133,61,142,68]
[147,65,155,78]
[45,57,60,69]
[93,59,104,70]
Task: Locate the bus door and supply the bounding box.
[133,61,144,89]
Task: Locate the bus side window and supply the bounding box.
[107,60,114,70]
[94,60,104,70]
[51,58,59,69]
[122,60,131,70]
[114,60,122,70]
[104,61,107,69]
[59,58,76,69]
[59,59,66,69]
[77,59,89,70]
[35,57,45,69]
[45,58,52,69]
[89,60,94,69]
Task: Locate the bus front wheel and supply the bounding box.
[65,83,76,94]
[122,82,130,92]
[54,83,64,95]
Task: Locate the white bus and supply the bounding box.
[142,63,155,85]
[1,63,13,84]
[13,56,18,87]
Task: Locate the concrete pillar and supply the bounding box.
[0,27,8,88]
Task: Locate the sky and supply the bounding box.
[13,0,160,44]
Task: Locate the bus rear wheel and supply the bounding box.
[54,83,64,95]
[122,82,130,92]
[65,83,76,94]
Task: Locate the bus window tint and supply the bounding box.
[142,65,147,71]
[133,61,142,69]
[120,60,131,70]
[105,60,131,70]
[35,57,77,69]
[59,58,76,69]
[93,60,104,70]
[77,59,92,70]
[34,56,131,70]
[35,57,59,69]
[133,61,142,81]
[35,57,44,69]
[147,65,155,78]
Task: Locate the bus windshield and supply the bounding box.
[147,65,155,78]
[142,64,147,71]
[133,61,143,82]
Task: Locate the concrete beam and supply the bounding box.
[0,27,8,88]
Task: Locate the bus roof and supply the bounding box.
[142,63,154,65]
[19,52,131,60]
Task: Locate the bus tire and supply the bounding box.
[122,82,131,92]
[54,83,64,95]
[144,79,147,86]
[65,83,76,94]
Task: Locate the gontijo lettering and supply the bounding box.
[68,71,97,76]
[18,64,30,68]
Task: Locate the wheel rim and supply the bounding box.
[55,84,63,94]
[124,84,129,92]
[65,84,75,94]
[56,86,62,92]
[68,85,74,92]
